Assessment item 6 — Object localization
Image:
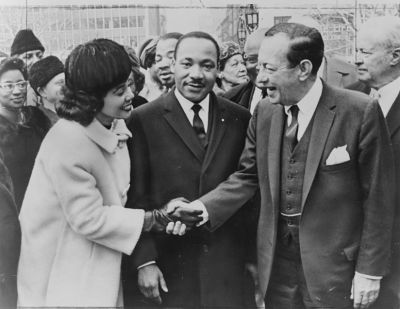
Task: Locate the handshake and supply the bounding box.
[142,198,205,235]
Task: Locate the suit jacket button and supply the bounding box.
[203,244,209,253]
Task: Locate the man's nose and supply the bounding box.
[355,50,364,66]
[157,57,172,69]
[189,65,202,79]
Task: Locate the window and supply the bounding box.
[97,18,104,29]
[129,16,136,27]
[89,18,95,29]
[104,17,111,28]
[121,16,128,27]
[113,17,120,28]
[274,16,291,25]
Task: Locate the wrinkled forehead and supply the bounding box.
[156,38,178,55]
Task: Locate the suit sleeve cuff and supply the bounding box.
[355,271,382,280]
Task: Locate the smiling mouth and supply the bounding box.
[121,102,132,112]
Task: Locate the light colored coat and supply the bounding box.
[18,118,144,307]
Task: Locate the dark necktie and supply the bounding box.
[261,89,268,99]
[192,104,207,147]
[286,104,299,151]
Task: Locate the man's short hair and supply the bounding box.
[359,16,400,50]
[159,32,183,42]
[174,31,220,64]
[265,23,324,75]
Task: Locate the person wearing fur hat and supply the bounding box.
[29,55,64,125]
[11,29,45,107]
[11,29,44,71]
[215,41,249,95]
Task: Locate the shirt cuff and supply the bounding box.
[137,261,156,270]
[191,200,209,226]
[355,271,382,280]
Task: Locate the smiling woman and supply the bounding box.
[0,57,51,211]
[17,38,179,308]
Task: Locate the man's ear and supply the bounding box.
[37,86,46,99]
[390,47,400,66]
[298,59,313,81]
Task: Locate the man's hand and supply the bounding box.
[245,263,265,308]
[138,264,168,305]
[351,273,380,309]
[166,200,203,228]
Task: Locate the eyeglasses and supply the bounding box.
[0,81,28,92]
[243,54,258,65]
[259,63,297,74]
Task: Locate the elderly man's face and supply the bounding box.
[355,34,393,89]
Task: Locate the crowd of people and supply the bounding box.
[0,13,399,309]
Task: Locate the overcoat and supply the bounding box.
[18,118,145,307]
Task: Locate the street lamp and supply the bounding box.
[245,4,259,33]
[237,17,247,48]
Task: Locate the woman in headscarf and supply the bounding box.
[215,41,249,94]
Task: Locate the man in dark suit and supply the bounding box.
[172,23,395,309]
[124,31,251,308]
[347,16,400,309]
[223,27,268,113]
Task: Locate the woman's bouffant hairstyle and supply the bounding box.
[57,38,132,126]
[0,57,27,80]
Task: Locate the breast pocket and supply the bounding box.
[320,160,354,173]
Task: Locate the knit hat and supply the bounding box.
[219,41,242,71]
[11,29,45,56]
[28,56,64,95]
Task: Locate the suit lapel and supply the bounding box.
[386,92,400,138]
[202,93,227,171]
[268,104,285,212]
[163,92,205,162]
[301,84,336,210]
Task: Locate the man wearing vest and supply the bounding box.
[347,16,400,309]
[170,23,395,309]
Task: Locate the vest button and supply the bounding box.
[287,204,292,210]
[287,174,293,179]
[286,190,291,195]
[289,159,295,164]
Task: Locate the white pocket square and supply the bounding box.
[326,145,350,165]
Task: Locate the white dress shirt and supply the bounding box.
[174,88,210,132]
[249,87,263,115]
[284,78,323,141]
[370,75,400,117]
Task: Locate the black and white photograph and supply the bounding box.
[0,0,399,308]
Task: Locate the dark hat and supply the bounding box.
[11,29,45,56]
[29,55,64,95]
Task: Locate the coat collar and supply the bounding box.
[83,118,132,154]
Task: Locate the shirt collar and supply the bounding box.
[284,78,323,116]
[83,118,132,154]
[377,75,400,111]
[174,88,210,115]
